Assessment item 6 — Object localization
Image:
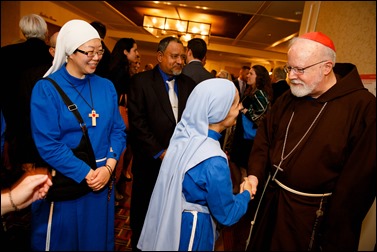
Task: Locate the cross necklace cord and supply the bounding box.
[272,102,328,181]
[67,78,99,126]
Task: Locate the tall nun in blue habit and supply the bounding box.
[30,19,126,250]
[137,78,255,251]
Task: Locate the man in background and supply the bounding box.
[128,36,196,251]
[48,31,59,57]
[234,65,250,99]
[182,38,213,84]
[143,63,154,71]
[90,21,111,78]
[1,13,53,179]
[270,66,290,105]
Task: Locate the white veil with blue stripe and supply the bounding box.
[138,78,236,250]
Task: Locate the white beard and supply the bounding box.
[290,70,322,97]
[290,82,314,97]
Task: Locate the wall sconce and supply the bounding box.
[143,15,211,44]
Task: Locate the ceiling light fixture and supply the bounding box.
[143,14,211,44]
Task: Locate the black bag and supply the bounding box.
[43,77,98,202]
[46,131,97,201]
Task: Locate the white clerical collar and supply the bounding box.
[187,59,202,64]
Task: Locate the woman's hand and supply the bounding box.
[1,173,52,215]
[87,167,112,191]
[240,175,258,200]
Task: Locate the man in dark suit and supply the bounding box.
[90,21,111,78]
[1,14,53,177]
[128,36,196,251]
[182,38,213,84]
[0,13,53,251]
[271,66,290,105]
[233,65,250,99]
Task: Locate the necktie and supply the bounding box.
[240,81,245,97]
[167,79,178,123]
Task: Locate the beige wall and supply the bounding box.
[316,1,376,74]
[207,1,377,76]
[1,1,21,46]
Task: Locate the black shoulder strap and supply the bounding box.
[44,77,86,131]
[43,77,97,171]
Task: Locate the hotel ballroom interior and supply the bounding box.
[1,1,375,251]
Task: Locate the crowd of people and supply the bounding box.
[1,13,375,252]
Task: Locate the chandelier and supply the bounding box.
[143,15,211,44]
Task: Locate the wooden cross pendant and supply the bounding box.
[89,109,99,126]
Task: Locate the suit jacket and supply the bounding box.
[1,38,53,168]
[272,79,290,105]
[128,66,196,158]
[233,79,241,93]
[182,60,213,84]
[1,38,53,132]
[233,78,247,98]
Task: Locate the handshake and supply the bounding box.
[240,175,258,200]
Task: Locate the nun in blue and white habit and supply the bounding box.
[30,19,126,250]
[137,78,254,251]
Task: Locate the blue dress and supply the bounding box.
[179,130,250,251]
[30,65,126,251]
[138,79,250,251]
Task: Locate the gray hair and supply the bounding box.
[157,36,183,53]
[272,66,286,80]
[289,37,336,64]
[19,14,48,40]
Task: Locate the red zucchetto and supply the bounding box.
[300,31,336,52]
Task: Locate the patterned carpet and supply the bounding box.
[114,192,132,251]
[114,156,133,251]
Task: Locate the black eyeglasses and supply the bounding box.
[74,48,105,58]
[284,60,328,74]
